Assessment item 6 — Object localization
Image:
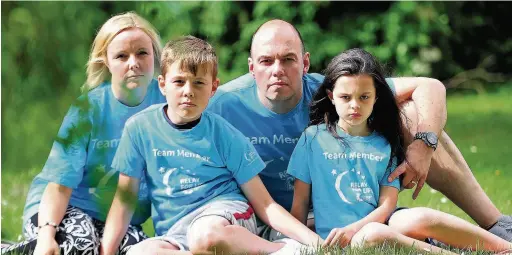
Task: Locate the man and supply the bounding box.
[207,19,511,242]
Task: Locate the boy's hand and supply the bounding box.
[322,225,358,248]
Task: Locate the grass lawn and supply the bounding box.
[1,86,511,254]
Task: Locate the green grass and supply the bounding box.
[2,86,512,254]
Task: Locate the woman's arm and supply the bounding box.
[100,173,140,255]
[290,179,311,225]
[324,186,399,247]
[240,176,322,246]
[34,183,73,254]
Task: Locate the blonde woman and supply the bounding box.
[2,12,164,255]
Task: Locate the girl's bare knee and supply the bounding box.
[389,207,440,237]
[351,222,395,247]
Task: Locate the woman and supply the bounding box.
[2,12,164,255]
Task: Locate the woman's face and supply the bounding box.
[106,28,154,91]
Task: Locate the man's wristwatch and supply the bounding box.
[414,132,438,151]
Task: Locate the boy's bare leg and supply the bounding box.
[126,239,192,255]
[400,101,501,229]
[389,207,512,252]
[187,215,284,255]
[351,222,457,255]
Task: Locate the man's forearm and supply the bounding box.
[410,78,447,135]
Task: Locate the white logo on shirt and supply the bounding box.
[323,152,385,161]
[333,168,374,203]
[88,164,117,198]
[246,135,299,145]
[91,139,120,149]
[152,149,211,162]
[244,151,258,163]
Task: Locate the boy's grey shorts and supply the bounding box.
[145,200,257,251]
[257,209,314,241]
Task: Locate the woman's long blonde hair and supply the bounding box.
[82,12,162,92]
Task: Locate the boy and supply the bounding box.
[100,36,321,255]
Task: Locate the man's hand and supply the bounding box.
[388,140,434,199]
[322,225,359,248]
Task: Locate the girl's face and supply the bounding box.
[328,74,377,135]
[106,28,154,91]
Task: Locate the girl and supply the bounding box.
[288,48,512,254]
[2,12,165,255]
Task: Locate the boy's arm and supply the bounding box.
[388,77,447,198]
[100,173,140,255]
[240,176,323,246]
[323,186,398,247]
[290,179,311,225]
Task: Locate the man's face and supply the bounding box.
[248,26,310,106]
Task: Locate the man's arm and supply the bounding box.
[392,77,447,133]
[388,77,447,199]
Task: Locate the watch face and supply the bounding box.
[426,133,438,144]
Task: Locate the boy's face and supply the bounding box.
[158,61,219,124]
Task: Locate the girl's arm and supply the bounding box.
[290,179,311,225]
[240,176,323,246]
[100,173,140,255]
[324,186,399,247]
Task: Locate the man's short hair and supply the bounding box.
[250,19,306,56]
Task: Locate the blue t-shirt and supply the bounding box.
[112,105,265,236]
[23,80,165,226]
[287,124,400,239]
[207,73,396,211]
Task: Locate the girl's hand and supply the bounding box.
[323,225,359,248]
[34,228,60,255]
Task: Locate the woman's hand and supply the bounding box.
[34,227,59,255]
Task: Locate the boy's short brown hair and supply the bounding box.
[160,35,218,79]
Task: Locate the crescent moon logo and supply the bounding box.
[335,171,352,204]
[163,168,177,196]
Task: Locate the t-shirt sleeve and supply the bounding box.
[379,157,400,190]
[111,119,145,179]
[287,132,311,184]
[41,103,91,188]
[385,78,396,96]
[222,123,265,185]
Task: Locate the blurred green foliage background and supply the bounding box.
[2,1,511,240]
[2,1,511,171]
